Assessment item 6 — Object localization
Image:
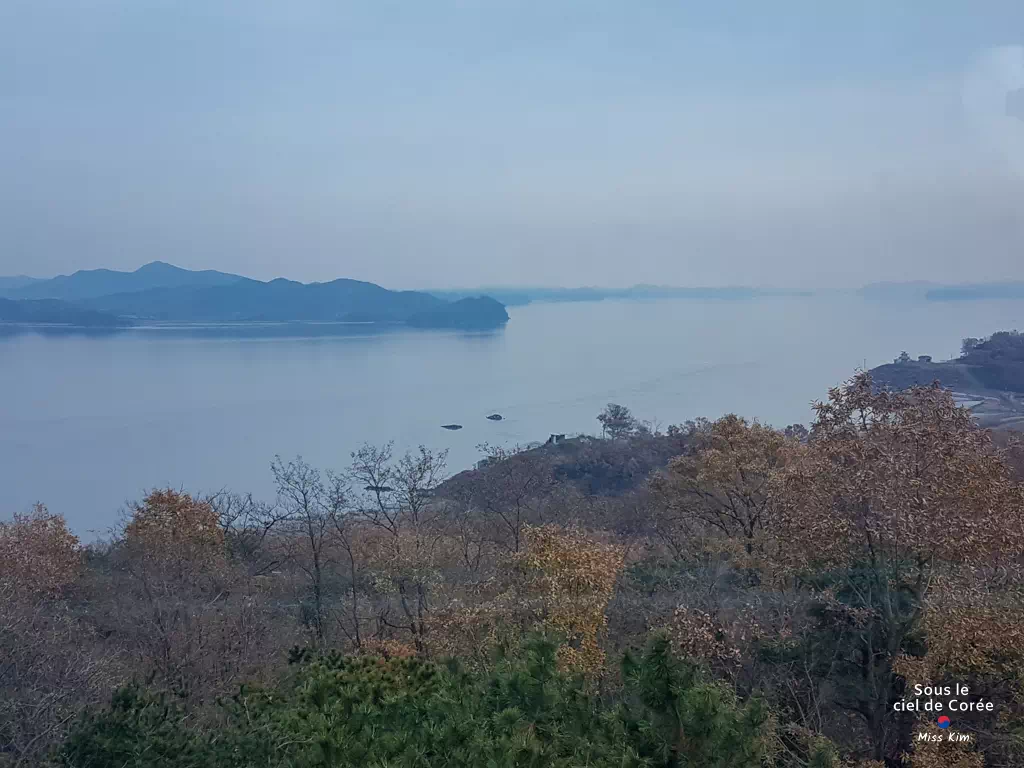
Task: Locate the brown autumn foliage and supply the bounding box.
[122,489,226,571]
[648,414,798,576]
[347,443,454,654]
[774,373,1024,575]
[10,371,1024,767]
[907,736,985,768]
[514,524,624,674]
[0,506,117,766]
[668,606,742,669]
[0,504,81,598]
[772,373,1024,765]
[113,490,283,701]
[893,577,1024,767]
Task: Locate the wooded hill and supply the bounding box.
[0,262,510,330]
[5,379,1024,767]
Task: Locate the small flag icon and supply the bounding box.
[938,716,951,729]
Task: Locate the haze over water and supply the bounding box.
[3,294,1022,536]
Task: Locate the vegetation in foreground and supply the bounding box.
[4,371,1024,767]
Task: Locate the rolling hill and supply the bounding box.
[0,262,510,330]
[0,276,44,296]
[857,280,1024,302]
[80,278,492,324]
[925,282,1024,301]
[0,298,129,327]
[406,297,510,330]
[8,261,245,301]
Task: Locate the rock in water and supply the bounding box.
[486,414,503,421]
[441,424,463,431]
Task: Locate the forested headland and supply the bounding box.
[4,371,1024,767]
[0,262,510,330]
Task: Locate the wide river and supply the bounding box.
[3,294,1022,536]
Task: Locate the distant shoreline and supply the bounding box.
[869,331,1024,431]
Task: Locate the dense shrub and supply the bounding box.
[55,634,778,768]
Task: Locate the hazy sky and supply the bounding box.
[3,1,1024,289]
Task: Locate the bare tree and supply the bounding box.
[209,491,289,578]
[271,456,348,648]
[347,443,450,653]
[0,509,121,766]
[453,443,554,553]
[330,507,365,650]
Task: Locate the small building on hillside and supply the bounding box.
[918,355,933,363]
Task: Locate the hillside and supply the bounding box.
[856,280,1024,302]
[406,296,509,330]
[438,431,691,502]
[872,331,1024,395]
[15,392,1024,768]
[80,279,507,328]
[9,261,245,301]
[926,282,1024,301]
[868,360,983,392]
[870,331,1024,430]
[80,278,438,322]
[0,263,511,329]
[0,276,44,296]
[0,298,129,327]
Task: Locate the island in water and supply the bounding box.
[0,262,509,331]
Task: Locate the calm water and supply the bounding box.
[3,295,1022,536]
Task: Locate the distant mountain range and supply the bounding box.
[5,264,1024,330]
[0,275,44,294]
[430,285,809,307]
[9,261,244,301]
[923,282,1024,301]
[0,262,509,330]
[859,280,1024,302]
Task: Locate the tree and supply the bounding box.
[210,491,288,578]
[0,504,81,598]
[122,490,225,575]
[893,577,1024,767]
[348,443,451,654]
[961,337,982,356]
[57,631,781,768]
[896,351,912,364]
[648,414,796,572]
[621,632,777,768]
[515,524,624,675]
[454,443,555,553]
[271,456,348,648]
[116,490,234,699]
[598,403,638,439]
[0,506,103,766]
[783,423,809,443]
[55,687,203,768]
[772,373,1024,764]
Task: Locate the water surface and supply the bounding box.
[3,295,1022,536]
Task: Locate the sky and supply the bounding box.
[3,1,1024,290]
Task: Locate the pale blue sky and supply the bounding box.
[3,1,1024,288]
